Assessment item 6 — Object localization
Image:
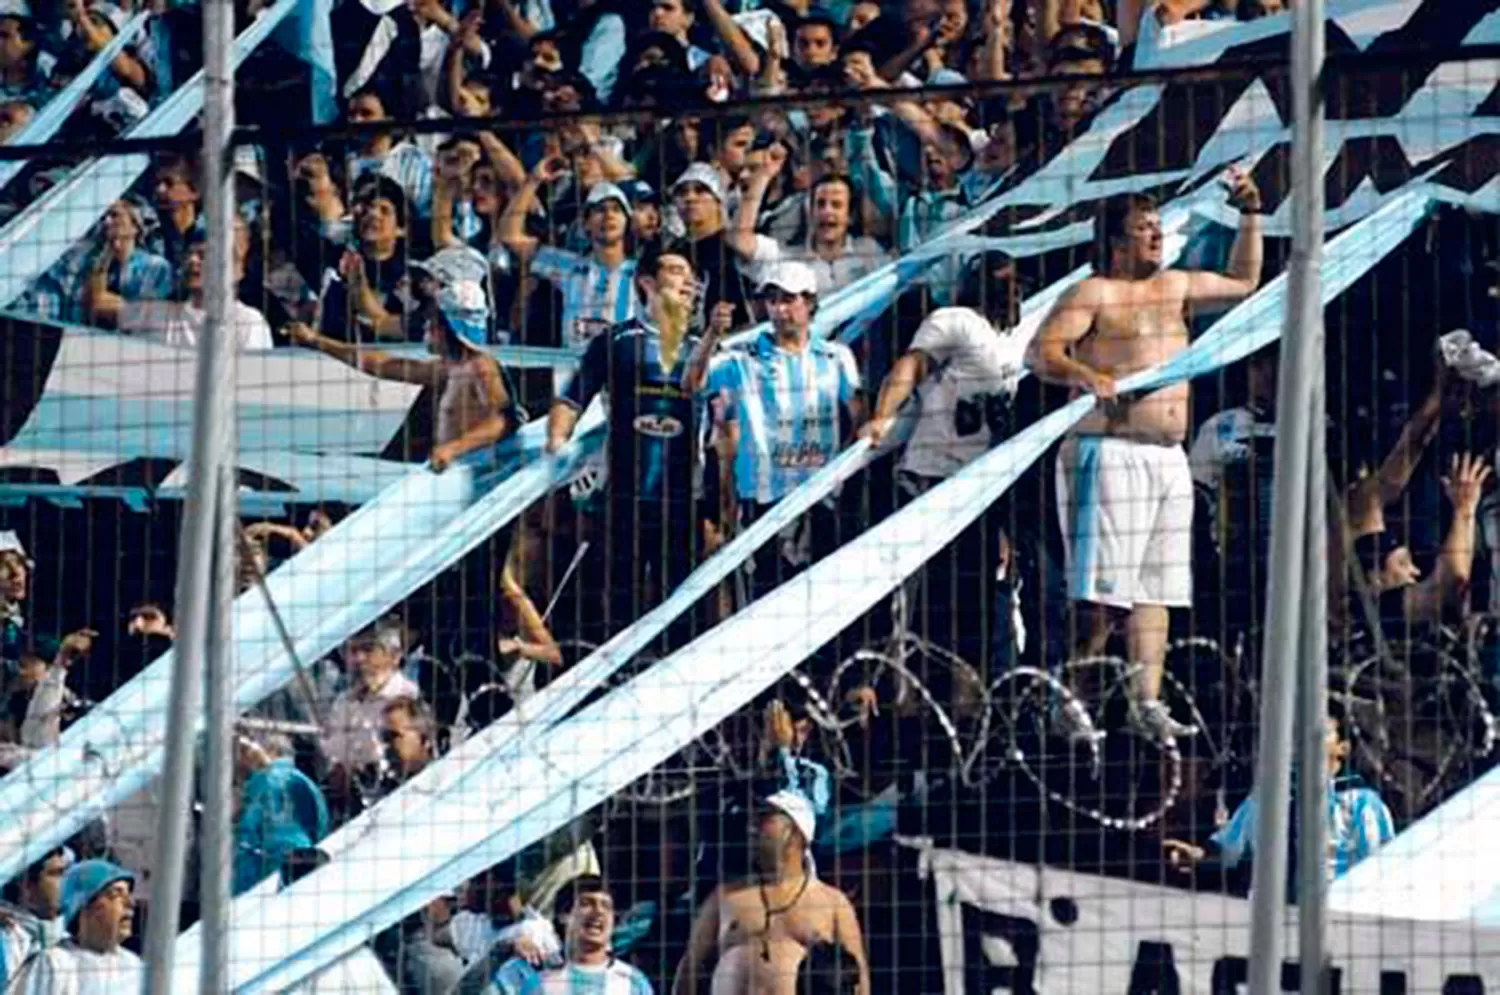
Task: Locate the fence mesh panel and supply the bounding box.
[0,1,1496,991]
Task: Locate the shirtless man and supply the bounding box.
[1026,171,1263,743]
[672,791,869,995]
[290,244,515,472]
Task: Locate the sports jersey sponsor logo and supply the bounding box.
[634,413,684,438]
[772,441,831,469]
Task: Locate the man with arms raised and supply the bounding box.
[673,791,869,995]
[1026,171,1263,742]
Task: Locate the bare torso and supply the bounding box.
[1071,270,1192,443]
[436,355,497,446]
[710,877,842,995]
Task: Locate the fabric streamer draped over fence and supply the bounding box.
[180,188,1441,992]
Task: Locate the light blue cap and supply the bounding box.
[61,859,133,925]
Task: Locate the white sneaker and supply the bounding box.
[1130,699,1198,743]
[1054,696,1106,775]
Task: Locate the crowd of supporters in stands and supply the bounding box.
[0,0,1494,991]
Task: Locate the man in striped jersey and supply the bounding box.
[487,876,653,995]
[501,164,640,358]
[695,261,864,603]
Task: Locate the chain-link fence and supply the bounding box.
[0,0,1496,990]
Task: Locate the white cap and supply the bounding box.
[586,182,630,212]
[757,260,818,298]
[0,531,31,566]
[671,162,725,203]
[764,789,816,844]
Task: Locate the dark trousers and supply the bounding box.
[601,492,699,646]
[739,498,843,606]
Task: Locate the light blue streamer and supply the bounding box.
[204,188,1439,992]
[273,0,338,125]
[0,12,149,191]
[0,413,606,886]
[0,0,299,307]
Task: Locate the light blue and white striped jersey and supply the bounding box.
[348,142,434,219]
[707,331,861,504]
[488,956,654,995]
[1212,775,1395,881]
[530,247,640,351]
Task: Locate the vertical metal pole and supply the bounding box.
[1247,0,1325,991]
[200,471,238,992]
[197,0,239,986]
[142,0,236,985]
[1292,0,1328,985]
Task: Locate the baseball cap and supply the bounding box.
[624,179,658,205]
[671,162,725,204]
[586,182,630,212]
[764,789,816,845]
[61,859,133,926]
[757,260,819,298]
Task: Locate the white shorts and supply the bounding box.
[1055,435,1194,609]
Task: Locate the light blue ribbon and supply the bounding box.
[189,187,1440,995]
[0,410,607,886]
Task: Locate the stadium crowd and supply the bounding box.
[0,0,1493,991]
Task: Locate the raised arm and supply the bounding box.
[1405,453,1489,624]
[672,888,722,995]
[1344,368,1447,538]
[684,303,737,396]
[288,322,443,388]
[701,0,761,78]
[1025,279,1113,396]
[500,156,567,263]
[727,145,786,260]
[1183,170,1264,310]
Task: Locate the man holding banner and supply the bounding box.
[1028,170,1263,744]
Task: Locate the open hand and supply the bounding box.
[1442,452,1492,516]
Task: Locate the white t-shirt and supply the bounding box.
[120,298,275,351]
[11,942,143,995]
[900,307,1023,480]
[747,234,890,298]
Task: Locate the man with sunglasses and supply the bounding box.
[861,251,1030,673]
